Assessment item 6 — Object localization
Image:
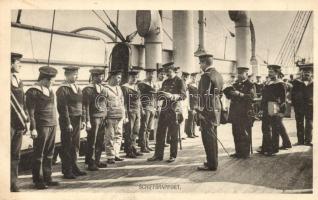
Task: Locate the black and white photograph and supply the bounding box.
[0,0,316,198]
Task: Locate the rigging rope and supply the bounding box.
[47,10,56,66]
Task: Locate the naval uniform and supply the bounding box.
[224,79,256,158]
[198,66,224,170]
[56,82,84,175]
[121,83,141,156]
[11,74,28,190]
[26,84,57,184]
[153,75,186,159]
[185,83,199,137]
[82,84,107,168]
[291,79,313,145]
[261,80,290,154]
[104,84,125,160]
[138,80,157,151]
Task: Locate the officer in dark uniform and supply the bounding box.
[56,66,87,179]
[196,53,224,171]
[10,52,29,192]
[291,63,313,146]
[259,65,290,156]
[26,66,59,189]
[147,62,186,163]
[82,68,108,171]
[223,67,256,158]
[185,72,199,138]
[138,68,157,153]
[122,69,143,158]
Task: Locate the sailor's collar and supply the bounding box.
[29,83,53,97]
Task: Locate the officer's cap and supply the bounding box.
[108,69,123,75]
[63,66,79,72]
[89,67,105,75]
[196,53,213,58]
[128,69,140,75]
[39,66,58,77]
[11,52,23,63]
[162,62,179,71]
[131,66,143,71]
[144,68,157,72]
[298,63,313,71]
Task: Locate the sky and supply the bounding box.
[11,10,313,68]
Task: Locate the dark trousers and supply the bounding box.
[60,116,81,175]
[124,111,140,154]
[295,108,313,144]
[185,110,196,137]
[11,127,23,187]
[32,126,56,183]
[154,111,179,159]
[200,122,218,169]
[232,123,251,158]
[85,117,105,165]
[139,109,154,149]
[261,115,290,153]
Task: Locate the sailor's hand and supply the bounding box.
[123,117,129,124]
[30,129,38,139]
[81,122,86,130]
[67,124,73,133]
[86,121,92,131]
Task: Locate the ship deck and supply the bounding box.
[17,118,312,193]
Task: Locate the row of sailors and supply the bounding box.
[10,52,313,192]
[10,52,202,191]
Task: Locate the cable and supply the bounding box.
[47,10,56,66]
[28,30,35,59]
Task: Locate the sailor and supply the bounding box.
[121,69,143,158]
[10,52,29,192]
[180,71,191,140]
[254,75,264,98]
[147,62,186,163]
[291,63,313,146]
[82,67,108,171]
[138,68,157,153]
[196,53,224,171]
[104,69,126,164]
[185,72,200,138]
[223,67,256,158]
[259,65,290,156]
[56,66,87,179]
[26,66,59,189]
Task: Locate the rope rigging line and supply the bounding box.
[28,30,35,59]
[275,11,300,64]
[284,11,311,67]
[47,10,56,66]
[276,11,304,65]
[279,12,304,66]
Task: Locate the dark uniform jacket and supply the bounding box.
[198,67,224,126]
[159,75,186,113]
[82,84,107,123]
[261,80,286,116]
[11,75,28,130]
[56,82,83,126]
[188,83,199,111]
[224,80,256,126]
[254,82,264,98]
[138,81,157,111]
[26,84,57,130]
[121,83,141,113]
[291,79,313,114]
